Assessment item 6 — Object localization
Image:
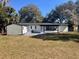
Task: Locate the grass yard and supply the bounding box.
[0,35,79,59]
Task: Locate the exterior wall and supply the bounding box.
[23,25,42,36]
[59,26,68,32]
[7,24,43,35]
[22,26,28,34]
[41,26,45,32]
[7,24,22,35]
[7,24,70,36]
[27,25,42,33]
[22,25,42,34]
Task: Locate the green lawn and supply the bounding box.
[0,35,79,59]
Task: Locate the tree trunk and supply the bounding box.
[2,26,7,35]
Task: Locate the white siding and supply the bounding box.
[22,26,28,34]
[7,24,22,35]
[23,25,42,35]
[59,26,68,32]
[28,25,42,32]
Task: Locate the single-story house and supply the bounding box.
[7,23,68,36]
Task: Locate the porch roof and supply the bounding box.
[18,23,68,26]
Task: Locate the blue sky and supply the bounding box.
[9,0,76,16]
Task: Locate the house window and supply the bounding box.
[31,26,32,29]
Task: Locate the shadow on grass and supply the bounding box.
[32,33,79,42]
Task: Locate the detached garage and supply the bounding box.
[7,24,22,35]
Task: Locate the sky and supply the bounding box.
[9,0,76,16]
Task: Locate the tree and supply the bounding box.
[0,3,18,34]
[0,5,8,34]
[19,4,43,23]
[1,0,9,7]
[44,1,78,31]
[55,1,76,23]
[75,0,79,21]
[3,6,19,24]
[43,10,60,23]
[57,1,78,31]
[0,0,19,34]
